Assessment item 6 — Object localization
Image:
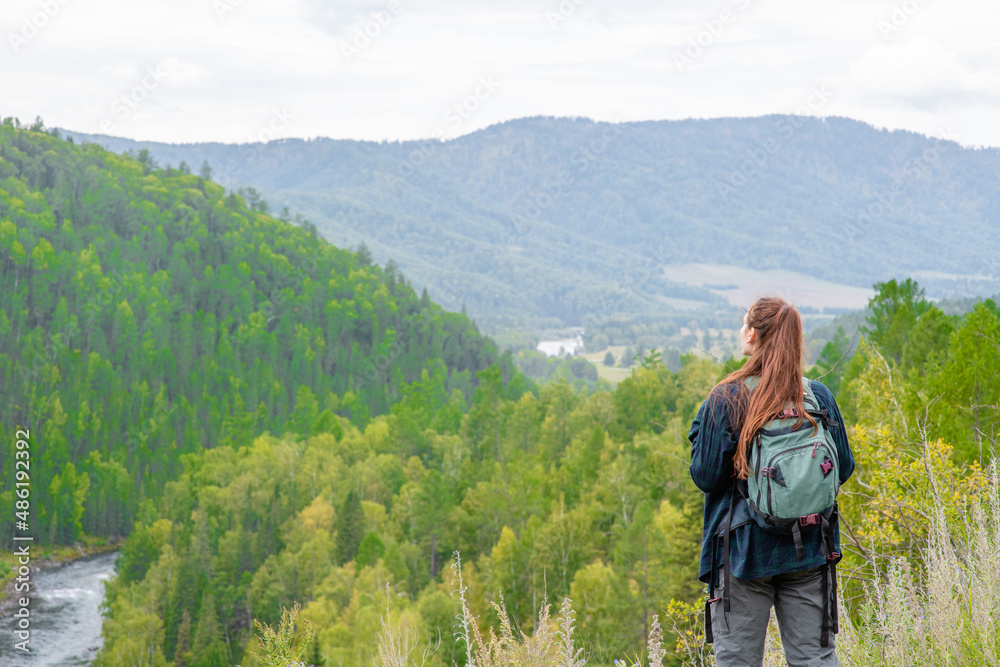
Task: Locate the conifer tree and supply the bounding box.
[336,490,363,564]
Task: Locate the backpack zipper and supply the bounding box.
[763,441,834,515]
[753,433,764,510]
[767,441,832,471]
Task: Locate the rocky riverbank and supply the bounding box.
[0,540,121,610]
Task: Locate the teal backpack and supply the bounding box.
[741,375,840,551]
[705,375,844,648]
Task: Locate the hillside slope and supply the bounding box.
[63,116,1000,333]
[0,120,527,546]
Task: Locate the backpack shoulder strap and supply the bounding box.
[801,376,819,410]
[744,376,838,426]
[801,377,840,428]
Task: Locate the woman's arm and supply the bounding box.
[809,379,855,485]
[689,387,737,493]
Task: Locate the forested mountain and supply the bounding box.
[64,116,1000,335]
[5,116,999,666]
[0,119,527,548]
[94,278,1000,667]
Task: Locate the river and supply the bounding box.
[0,551,117,666]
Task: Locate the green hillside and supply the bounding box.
[63,116,1000,340]
[0,118,527,547]
[5,115,998,667]
[93,278,1000,667]
[97,351,719,667]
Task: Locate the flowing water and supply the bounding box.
[0,551,117,666]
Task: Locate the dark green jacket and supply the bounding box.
[688,379,855,588]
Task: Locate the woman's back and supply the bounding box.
[688,297,855,667]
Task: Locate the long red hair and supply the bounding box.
[715,297,817,479]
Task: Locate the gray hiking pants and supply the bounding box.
[710,565,839,667]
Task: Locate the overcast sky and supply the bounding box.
[4,0,1000,147]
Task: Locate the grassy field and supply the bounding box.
[582,346,635,386]
[661,262,873,311]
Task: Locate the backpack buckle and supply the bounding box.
[761,467,775,479]
[799,513,822,527]
[820,458,834,475]
[827,551,841,562]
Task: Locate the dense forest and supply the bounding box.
[3,117,998,666]
[0,118,526,550]
[96,347,723,666]
[65,116,1000,335]
[95,274,1000,666]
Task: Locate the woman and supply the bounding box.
[688,297,855,667]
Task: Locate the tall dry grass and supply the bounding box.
[368,462,999,667]
[369,550,668,667]
[370,551,783,667]
[837,459,1000,667]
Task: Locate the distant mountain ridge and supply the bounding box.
[61,115,1000,333]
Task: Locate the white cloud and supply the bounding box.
[3,0,1000,146]
[159,58,214,88]
[839,36,1000,111]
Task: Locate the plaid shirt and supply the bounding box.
[688,379,855,589]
